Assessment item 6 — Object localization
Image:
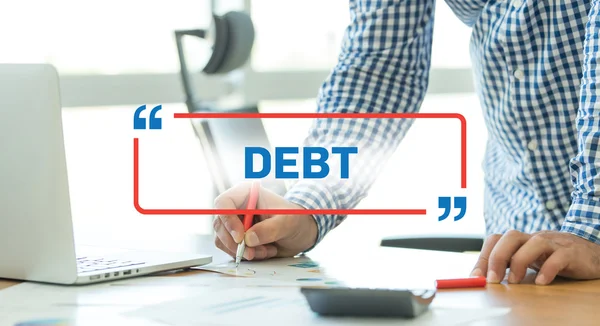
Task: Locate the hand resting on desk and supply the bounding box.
[213,182,318,261]
[471,230,600,285]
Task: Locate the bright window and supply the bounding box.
[2,1,472,73]
[0,0,212,74]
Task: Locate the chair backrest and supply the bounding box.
[174,14,285,197]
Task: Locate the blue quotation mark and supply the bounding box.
[134,105,162,130]
[438,196,467,221]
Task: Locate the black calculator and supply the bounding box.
[300,287,436,318]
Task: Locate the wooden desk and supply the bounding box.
[0,279,17,290]
[1,246,598,325]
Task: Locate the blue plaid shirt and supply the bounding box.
[284,0,600,245]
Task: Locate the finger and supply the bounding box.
[248,245,266,260]
[214,220,257,261]
[243,246,255,261]
[214,237,235,258]
[219,238,255,262]
[536,249,570,285]
[216,235,257,261]
[214,186,251,243]
[245,215,290,247]
[487,230,531,283]
[219,215,245,244]
[471,234,502,277]
[265,244,278,259]
[213,217,239,254]
[508,234,554,284]
[251,244,278,260]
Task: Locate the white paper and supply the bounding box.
[126,287,510,326]
[0,305,162,326]
[195,251,475,290]
[0,280,204,326]
[0,273,304,326]
[0,281,201,307]
[111,270,299,289]
[0,270,302,310]
[196,256,350,287]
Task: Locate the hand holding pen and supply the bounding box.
[213,182,318,262]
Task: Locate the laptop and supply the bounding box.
[0,64,212,285]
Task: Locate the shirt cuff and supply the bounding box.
[561,197,600,244]
[284,181,346,251]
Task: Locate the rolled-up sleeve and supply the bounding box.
[562,0,600,243]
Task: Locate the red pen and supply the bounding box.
[235,181,261,267]
[435,276,487,289]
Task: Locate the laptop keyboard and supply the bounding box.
[77,256,145,274]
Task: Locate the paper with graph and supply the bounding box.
[195,256,347,287]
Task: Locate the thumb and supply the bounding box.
[244,215,289,247]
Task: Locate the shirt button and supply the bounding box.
[513,0,523,7]
[514,69,525,80]
[545,200,557,210]
[527,140,538,151]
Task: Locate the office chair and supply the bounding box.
[174,11,286,198]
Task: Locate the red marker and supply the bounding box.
[235,181,261,267]
[435,276,487,289]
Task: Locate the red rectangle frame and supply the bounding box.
[134,112,466,216]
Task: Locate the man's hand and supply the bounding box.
[213,183,318,261]
[470,230,600,285]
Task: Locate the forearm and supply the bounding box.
[285,0,436,246]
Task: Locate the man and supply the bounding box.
[213,0,600,285]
